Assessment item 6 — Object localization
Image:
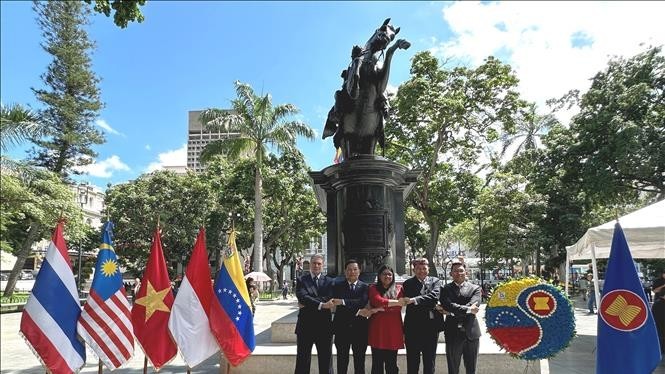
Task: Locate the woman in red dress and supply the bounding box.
[368,264,404,374]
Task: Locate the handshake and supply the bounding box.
[397,297,415,306]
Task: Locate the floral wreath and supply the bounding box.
[485,277,576,360]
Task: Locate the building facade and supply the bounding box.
[187,110,239,173]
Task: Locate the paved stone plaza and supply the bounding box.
[1,295,664,373]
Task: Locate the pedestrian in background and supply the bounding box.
[282,281,289,300]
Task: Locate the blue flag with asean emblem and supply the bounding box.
[596,223,661,374]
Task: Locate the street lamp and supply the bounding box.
[77,183,90,294]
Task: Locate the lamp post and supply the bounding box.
[77,183,90,294]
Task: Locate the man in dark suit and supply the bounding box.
[295,254,335,374]
[331,259,369,374]
[440,260,481,374]
[400,258,443,374]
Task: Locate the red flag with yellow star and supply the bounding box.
[131,228,177,370]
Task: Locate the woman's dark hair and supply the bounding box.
[375,264,396,296]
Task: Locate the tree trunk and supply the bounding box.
[252,164,263,273]
[426,220,439,276]
[3,221,42,298]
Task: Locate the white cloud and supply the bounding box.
[95,119,126,137]
[145,144,187,172]
[436,1,665,119]
[145,144,151,151]
[75,155,131,178]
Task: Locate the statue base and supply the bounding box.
[309,155,420,281]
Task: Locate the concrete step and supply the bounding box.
[239,344,544,374]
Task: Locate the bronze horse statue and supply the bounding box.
[323,18,410,160]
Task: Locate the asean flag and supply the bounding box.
[168,227,219,368]
[131,228,177,370]
[596,223,661,374]
[209,229,255,366]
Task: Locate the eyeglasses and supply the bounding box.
[380,272,393,277]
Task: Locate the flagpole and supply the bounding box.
[98,359,102,373]
[143,357,148,374]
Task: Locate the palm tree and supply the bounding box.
[0,103,42,152]
[199,81,315,273]
[500,103,559,159]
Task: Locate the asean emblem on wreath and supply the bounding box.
[599,289,648,332]
[485,277,576,360]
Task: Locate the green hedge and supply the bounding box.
[1,293,29,304]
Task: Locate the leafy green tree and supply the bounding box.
[3,2,104,296]
[0,103,42,152]
[557,46,664,203]
[262,152,325,283]
[199,81,315,273]
[105,171,213,278]
[84,0,146,28]
[387,51,526,272]
[30,1,104,179]
[1,169,85,297]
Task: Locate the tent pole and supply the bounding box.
[590,244,601,313]
[565,251,570,295]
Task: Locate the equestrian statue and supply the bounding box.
[322,18,411,161]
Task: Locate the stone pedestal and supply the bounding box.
[309,155,420,280]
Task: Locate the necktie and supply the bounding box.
[314,276,319,289]
[350,283,355,292]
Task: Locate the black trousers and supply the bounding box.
[370,347,398,374]
[335,332,368,374]
[295,332,334,374]
[404,330,438,374]
[444,334,479,374]
[653,299,665,354]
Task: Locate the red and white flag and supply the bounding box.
[168,227,219,367]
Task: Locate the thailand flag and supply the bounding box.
[20,221,86,373]
[77,221,134,370]
[209,229,255,366]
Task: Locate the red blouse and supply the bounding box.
[368,284,404,350]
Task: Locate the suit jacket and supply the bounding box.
[440,281,481,340]
[331,279,369,336]
[402,275,444,333]
[295,273,333,335]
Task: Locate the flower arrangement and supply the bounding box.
[485,277,575,360]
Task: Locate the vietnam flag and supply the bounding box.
[131,228,177,370]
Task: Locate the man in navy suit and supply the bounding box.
[401,258,443,374]
[331,259,369,374]
[440,260,481,374]
[295,254,334,374]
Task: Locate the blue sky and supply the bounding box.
[2,1,663,189]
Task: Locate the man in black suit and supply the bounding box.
[400,258,443,374]
[331,259,369,374]
[440,260,481,374]
[295,254,335,374]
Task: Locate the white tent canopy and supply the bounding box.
[566,199,665,260]
[564,200,665,299]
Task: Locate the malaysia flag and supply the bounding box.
[20,221,86,373]
[77,221,134,370]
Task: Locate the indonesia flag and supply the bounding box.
[20,221,86,373]
[168,227,219,368]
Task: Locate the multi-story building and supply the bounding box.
[187,110,239,173]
